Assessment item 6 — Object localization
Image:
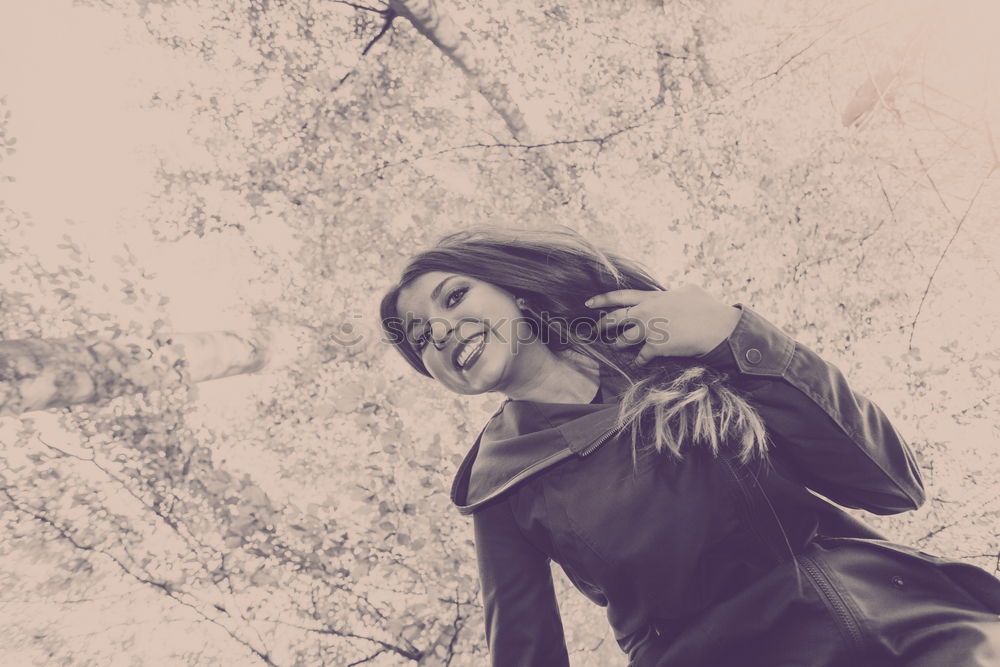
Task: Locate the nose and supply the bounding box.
[428,320,453,351]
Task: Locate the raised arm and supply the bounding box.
[472,498,571,667]
[698,304,925,514]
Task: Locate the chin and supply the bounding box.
[455,359,498,393]
[455,370,487,393]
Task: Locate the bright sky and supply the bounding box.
[0,0,262,335]
[2,2,164,221]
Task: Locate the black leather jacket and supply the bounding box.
[450,305,1000,666]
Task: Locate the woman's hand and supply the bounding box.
[585,284,741,365]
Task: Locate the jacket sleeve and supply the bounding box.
[697,304,925,514]
[472,497,571,667]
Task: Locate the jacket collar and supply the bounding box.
[450,364,631,515]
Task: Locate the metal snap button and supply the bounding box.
[745,348,763,364]
[891,576,905,588]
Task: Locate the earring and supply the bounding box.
[516,297,527,309]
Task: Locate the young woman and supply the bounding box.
[379,226,1000,666]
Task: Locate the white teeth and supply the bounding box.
[457,335,485,367]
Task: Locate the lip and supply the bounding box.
[452,332,487,372]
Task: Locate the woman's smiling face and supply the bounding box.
[395,271,539,396]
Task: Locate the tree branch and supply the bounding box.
[908,156,996,349]
[361,9,396,56]
[33,434,214,564]
[346,649,387,666]
[332,0,387,12]
[264,618,423,661]
[0,486,277,666]
[358,113,658,180]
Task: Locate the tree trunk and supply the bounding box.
[0,330,271,417]
[388,0,537,144]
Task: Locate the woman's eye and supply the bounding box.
[446,286,468,308]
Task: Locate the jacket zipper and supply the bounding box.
[798,554,865,649]
[577,422,629,457]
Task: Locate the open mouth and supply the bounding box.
[453,332,487,372]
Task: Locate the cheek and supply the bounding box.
[495,316,534,349]
[425,354,460,383]
[423,354,447,377]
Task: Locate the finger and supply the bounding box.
[610,323,645,348]
[633,342,655,365]
[585,289,648,309]
[596,306,639,332]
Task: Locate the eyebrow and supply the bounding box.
[403,275,457,339]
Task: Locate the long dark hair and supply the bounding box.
[379,225,767,463]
